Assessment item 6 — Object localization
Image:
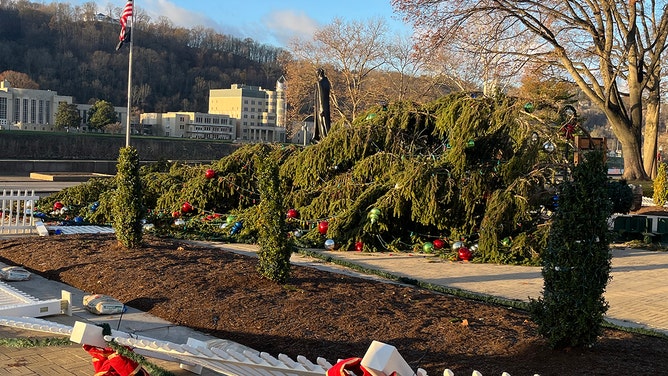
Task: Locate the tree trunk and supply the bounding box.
[609,117,647,180]
[643,97,660,179]
[643,64,663,179]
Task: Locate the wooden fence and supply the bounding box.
[0,190,37,235]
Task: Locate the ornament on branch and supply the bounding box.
[458,246,472,261]
[318,221,329,235]
[286,209,299,219]
[230,221,243,235]
[422,242,434,254]
[354,241,364,252]
[181,202,193,213]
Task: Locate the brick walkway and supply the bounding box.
[0,326,210,375]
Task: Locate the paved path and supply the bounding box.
[0,175,84,197]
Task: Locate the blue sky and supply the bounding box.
[63,0,411,47]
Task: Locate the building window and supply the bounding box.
[0,97,7,120]
[30,100,36,123]
[45,100,51,124]
[244,100,248,104]
[22,99,28,123]
[38,100,44,124]
[13,98,19,123]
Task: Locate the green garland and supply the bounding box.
[0,336,72,348]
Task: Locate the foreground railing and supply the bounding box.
[0,317,538,376]
[0,189,37,235]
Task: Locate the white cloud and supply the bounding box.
[89,0,320,47]
[145,0,218,30]
[262,10,320,46]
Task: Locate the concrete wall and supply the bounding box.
[0,132,240,174]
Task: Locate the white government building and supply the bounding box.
[0,79,127,132]
[141,78,287,143]
[0,78,289,143]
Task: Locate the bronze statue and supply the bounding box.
[312,68,331,143]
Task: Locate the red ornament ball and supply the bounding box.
[355,241,364,252]
[172,211,180,218]
[54,201,64,210]
[205,169,216,179]
[181,202,193,213]
[458,247,472,261]
[286,209,299,219]
[433,239,445,250]
[318,221,329,235]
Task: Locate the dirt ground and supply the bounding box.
[0,233,666,376]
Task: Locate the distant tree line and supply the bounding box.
[0,1,284,113]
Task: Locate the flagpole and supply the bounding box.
[124,3,134,147]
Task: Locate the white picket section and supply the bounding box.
[0,190,38,235]
[106,334,330,376]
[0,317,538,376]
[0,316,73,335]
[0,280,71,317]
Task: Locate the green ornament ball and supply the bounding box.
[524,102,535,113]
[423,242,434,254]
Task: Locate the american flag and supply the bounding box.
[117,0,133,49]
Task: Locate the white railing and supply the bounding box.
[0,189,38,235]
[0,317,538,376]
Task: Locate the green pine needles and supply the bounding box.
[256,154,292,283]
[113,146,144,248]
[530,151,612,349]
[40,93,631,267]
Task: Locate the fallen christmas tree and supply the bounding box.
[39,92,631,265]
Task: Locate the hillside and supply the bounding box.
[0,1,284,112]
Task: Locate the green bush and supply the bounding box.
[653,162,668,206]
[112,146,144,248]
[530,151,612,349]
[256,154,292,283]
[607,179,633,214]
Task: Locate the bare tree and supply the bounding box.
[289,17,390,123]
[384,33,426,101]
[393,0,668,180]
